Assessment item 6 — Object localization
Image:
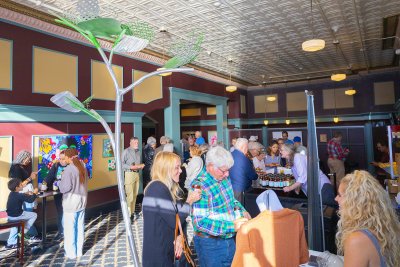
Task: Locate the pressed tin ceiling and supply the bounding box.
[8,0,400,86]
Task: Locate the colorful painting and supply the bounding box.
[38,135,93,183]
[108,159,116,171]
[103,139,114,157]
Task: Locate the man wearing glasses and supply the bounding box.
[191,146,251,267]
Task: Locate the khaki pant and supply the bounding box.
[327,158,345,189]
[124,171,140,216]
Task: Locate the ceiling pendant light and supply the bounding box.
[226,85,237,92]
[264,119,269,125]
[302,0,325,52]
[302,39,325,52]
[266,96,276,102]
[157,67,172,77]
[226,59,237,92]
[331,73,346,82]
[345,89,356,95]
[285,119,291,125]
[157,28,171,77]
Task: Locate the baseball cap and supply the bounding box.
[293,136,301,143]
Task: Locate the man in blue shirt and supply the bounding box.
[230,138,258,204]
[195,131,205,146]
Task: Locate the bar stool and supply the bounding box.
[0,212,25,265]
[327,173,337,195]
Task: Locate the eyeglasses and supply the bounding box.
[216,167,229,175]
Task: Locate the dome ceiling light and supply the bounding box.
[302,0,325,52]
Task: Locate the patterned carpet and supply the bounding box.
[0,209,197,267]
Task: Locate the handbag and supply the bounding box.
[174,213,196,267]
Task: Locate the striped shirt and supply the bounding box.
[191,168,246,238]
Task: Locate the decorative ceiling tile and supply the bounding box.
[9,0,400,85]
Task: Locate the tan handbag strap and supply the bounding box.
[174,212,196,266]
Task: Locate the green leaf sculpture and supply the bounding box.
[163,31,204,69]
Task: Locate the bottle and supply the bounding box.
[53,181,59,191]
[234,205,242,219]
[41,181,47,191]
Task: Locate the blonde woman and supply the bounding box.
[142,152,201,267]
[184,145,204,189]
[59,148,88,259]
[335,170,400,267]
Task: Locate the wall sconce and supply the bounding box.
[345,89,356,95]
[266,96,276,102]
[263,119,269,125]
[285,119,291,125]
[333,117,339,123]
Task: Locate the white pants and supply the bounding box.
[63,209,85,259]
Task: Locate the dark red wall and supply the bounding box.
[0,122,133,157]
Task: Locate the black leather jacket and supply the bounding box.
[143,145,155,167]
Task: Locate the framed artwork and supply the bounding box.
[103,138,114,157]
[319,134,328,143]
[108,159,116,171]
[38,135,93,183]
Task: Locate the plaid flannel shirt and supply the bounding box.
[191,168,245,238]
[327,138,348,161]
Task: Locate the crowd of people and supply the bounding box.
[4,129,399,266]
[139,131,399,267]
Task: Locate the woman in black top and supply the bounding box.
[142,152,201,267]
[8,150,37,182]
[142,137,156,189]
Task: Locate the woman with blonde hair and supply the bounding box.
[59,148,88,259]
[142,152,201,267]
[335,170,400,267]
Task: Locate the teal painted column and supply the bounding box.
[364,122,374,173]
[164,95,181,155]
[262,126,268,147]
[216,103,228,148]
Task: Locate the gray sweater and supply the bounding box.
[59,163,88,213]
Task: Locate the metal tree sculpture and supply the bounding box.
[50,4,203,265]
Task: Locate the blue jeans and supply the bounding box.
[23,205,38,237]
[194,235,235,267]
[63,209,85,259]
[7,211,37,245]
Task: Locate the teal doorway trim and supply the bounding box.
[164,87,228,155]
